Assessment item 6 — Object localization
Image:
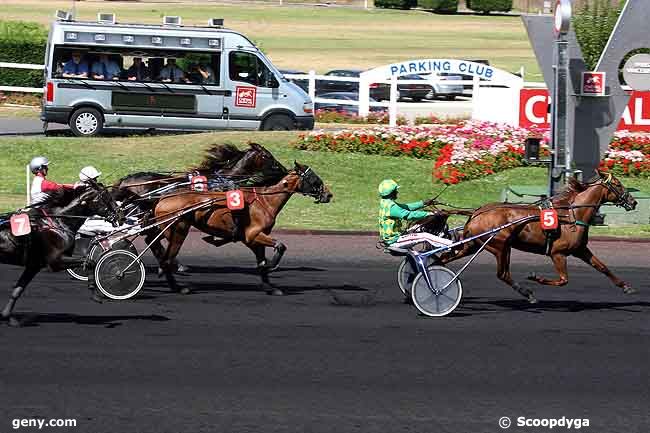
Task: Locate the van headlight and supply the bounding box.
[303,102,313,114]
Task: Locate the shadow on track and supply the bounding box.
[460,297,650,314]
[6,313,170,328]
[145,265,327,275]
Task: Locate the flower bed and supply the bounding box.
[600,131,650,177]
[295,121,650,184]
[295,120,546,184]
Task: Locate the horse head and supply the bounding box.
[293,161,332,204]
[595,169,637,211]
[67,180,122,225]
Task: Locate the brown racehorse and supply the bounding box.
[441,170,638,303]
[153,162,332,295]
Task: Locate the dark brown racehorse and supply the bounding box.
[0,183,118,326]
[441,171,638,303]
[111,142,288,270]
[153,162,332,295]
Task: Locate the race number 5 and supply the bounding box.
[10,213,31,236]
[226,190,245,210]
[540,209,558,230]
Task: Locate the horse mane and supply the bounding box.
[565,177,588,193]
[32,187,81,209]
[195,144,246,171]
[114,171,168,186]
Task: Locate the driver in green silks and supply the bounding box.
[378,179,452,248]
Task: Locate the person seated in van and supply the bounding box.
[159,58,187,83]
[126,57,150,81]
[189,61,216,84]
[91,54,121,81]
[62,51,89,79]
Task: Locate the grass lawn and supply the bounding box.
[2,0,541,80]
[1,131,649,237]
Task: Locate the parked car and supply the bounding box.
[419,72,465,100]
[279,69,309,93]
[315,92,386,116]
[317,70,391,101]
[396,74,432,102]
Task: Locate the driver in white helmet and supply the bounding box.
[29,156,78,205]
[76,166,118,235]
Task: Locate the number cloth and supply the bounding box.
[378,198,430,245]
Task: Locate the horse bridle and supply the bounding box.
[596,172,634,210]
[296,167,325,200]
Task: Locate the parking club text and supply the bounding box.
[390,60,494,80]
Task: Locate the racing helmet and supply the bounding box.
[378,179,399,197]
[29,156,49,173]
[79,166,102,181]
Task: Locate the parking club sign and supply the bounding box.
[235,86,257,108]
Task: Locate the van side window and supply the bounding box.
[229,51,274,88]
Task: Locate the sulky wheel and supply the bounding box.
[94,249,146,300]
[67,239,138,282]
[397,255,435,298]
[411,266,462,317]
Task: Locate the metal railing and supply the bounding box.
[0,62,45,93]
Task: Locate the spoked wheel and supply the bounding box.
[67,239,138,282]
[94,249,146,300]
[397,256,435,298]
[411,266,462,317]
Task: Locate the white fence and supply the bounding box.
[0,62,45,93]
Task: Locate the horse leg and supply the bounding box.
[146,228,189,276]
[488,242,538,304]
[527,253,569,286]
[160,222,191,294]
[573,247,635,294]
[246,233,285,296]
[1,264,40,326]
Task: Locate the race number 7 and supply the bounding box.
[540,209,558,230]
[10,213,31,236]
[226,190,245,210]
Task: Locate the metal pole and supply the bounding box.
[550,34,569,196]
[25,164,30,206]
[71,0,77,19]
[389,75,398,127]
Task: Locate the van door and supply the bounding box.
[224,50,280,129]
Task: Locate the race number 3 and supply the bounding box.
[226,190,245,210]
[540,209,558,230]
[10,213,31,236]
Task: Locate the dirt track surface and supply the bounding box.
[1,234,648,432]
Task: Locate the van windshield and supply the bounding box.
[51,46,221,86]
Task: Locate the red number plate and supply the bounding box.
[540,209,558,230]
[10,213,31,236]
[190,175,208,192]
[226,190,245,210]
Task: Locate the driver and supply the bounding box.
[378,179,452,249]
[29,156,78,205]
[75,166,120,236]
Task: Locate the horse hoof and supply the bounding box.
[622,285,637,295]
[527,272,538,281]
[91,292,104,304]
[403,295,413,305]
[528,294,538,304]
[176,264,190,274]
[8,317,21,327]
[157,267,164,278]
[179,287,192,295]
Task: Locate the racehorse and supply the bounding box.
[0,182,118,326]
[440,170,638,303]
[153,162,333,295]
[111,142,288,271]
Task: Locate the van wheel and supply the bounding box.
[70,108,103,137]
[261,114,295,131]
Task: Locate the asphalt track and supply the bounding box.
[1,233,649,433]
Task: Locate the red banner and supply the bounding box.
[519,89,650,132]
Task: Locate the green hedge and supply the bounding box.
[417,0,458,12]
[466,0,512,13]
[0,21,47,89]
[375,0,417,10]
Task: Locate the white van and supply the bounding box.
[41,14,314,136]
